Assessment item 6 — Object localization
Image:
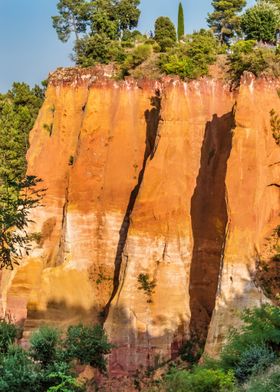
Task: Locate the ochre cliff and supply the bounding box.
[0,68,279,375]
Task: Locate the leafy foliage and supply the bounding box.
[53,0,141,64]
[29,325,62,366]
[0,345,39,392]
[220,305,280,371]
[241,1,280,43]
[52,0,91,43]
[0,320,19,355]
[234,345,276,381]
[207,0,246,44]
[74,33,125,66]
[160,29,219,79]
[243,365,280,392]
[64,324,113,372]
[137,273,156,303]
[164,367,236,392]
[0,83,45,269]
[228,40,280,84]
[270,109,280,145]
[154,17,177,52]
[121,44,153,76]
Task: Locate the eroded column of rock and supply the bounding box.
[105,79,235,375]
[0,69,158,331]
[205,75,280,356]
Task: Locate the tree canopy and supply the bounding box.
[241,1,280,43]
[0,83,44,269]
[207,0,247,44]
[154,16,177,52]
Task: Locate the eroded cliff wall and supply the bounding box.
[0,68,279,374]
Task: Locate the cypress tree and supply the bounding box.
[178,2,185,41]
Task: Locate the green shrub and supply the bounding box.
[29,325,61,366]
[0,320,19,354]
[244,365,280,392]
[160,29,219,79]
[220,305,280,370]
[64,324,113,372]
[74,34,125,67]
[137,273,156,303]
[0,345,39,392]
[228,41,280,84]
[43,361,85,392]
[234,345,276,382]
[121,44,153,76]
[164,367,236,392]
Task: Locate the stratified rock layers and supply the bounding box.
[0,69,279,374]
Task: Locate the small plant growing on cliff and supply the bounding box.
[137,273,156,303]
[68,155,74,166]
[43,122,53,136]
[270,109,280,145]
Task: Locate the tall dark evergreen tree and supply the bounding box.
[177,2,185,41]
[207,0,246,44]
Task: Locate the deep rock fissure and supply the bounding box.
[103,89,162,318]
[189,110,235,350]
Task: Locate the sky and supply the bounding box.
[0,0,255,92]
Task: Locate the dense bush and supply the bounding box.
[243,366,280,392]
[0,321,112,391]
[29,325,61,366]
[0,320,19,354]
[160,30,219,79]
[241,1,280,43]
[228,40,280,84]
[64,324,113,372]
[164,367,236,392]
[0,345,39,392]
[234,345,276,382]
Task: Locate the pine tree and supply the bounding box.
[207,0,246,44]
[178,2,185,41]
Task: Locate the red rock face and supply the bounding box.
[0,69,279,375]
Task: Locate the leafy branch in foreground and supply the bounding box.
[0,175,45,270]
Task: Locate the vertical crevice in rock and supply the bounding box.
[103,89,162,318]
[189,110,235,350]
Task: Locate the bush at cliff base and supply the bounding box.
[164,367,236,392]
[0,321,113,391]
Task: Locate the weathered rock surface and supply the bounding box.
[0,68,279,375]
